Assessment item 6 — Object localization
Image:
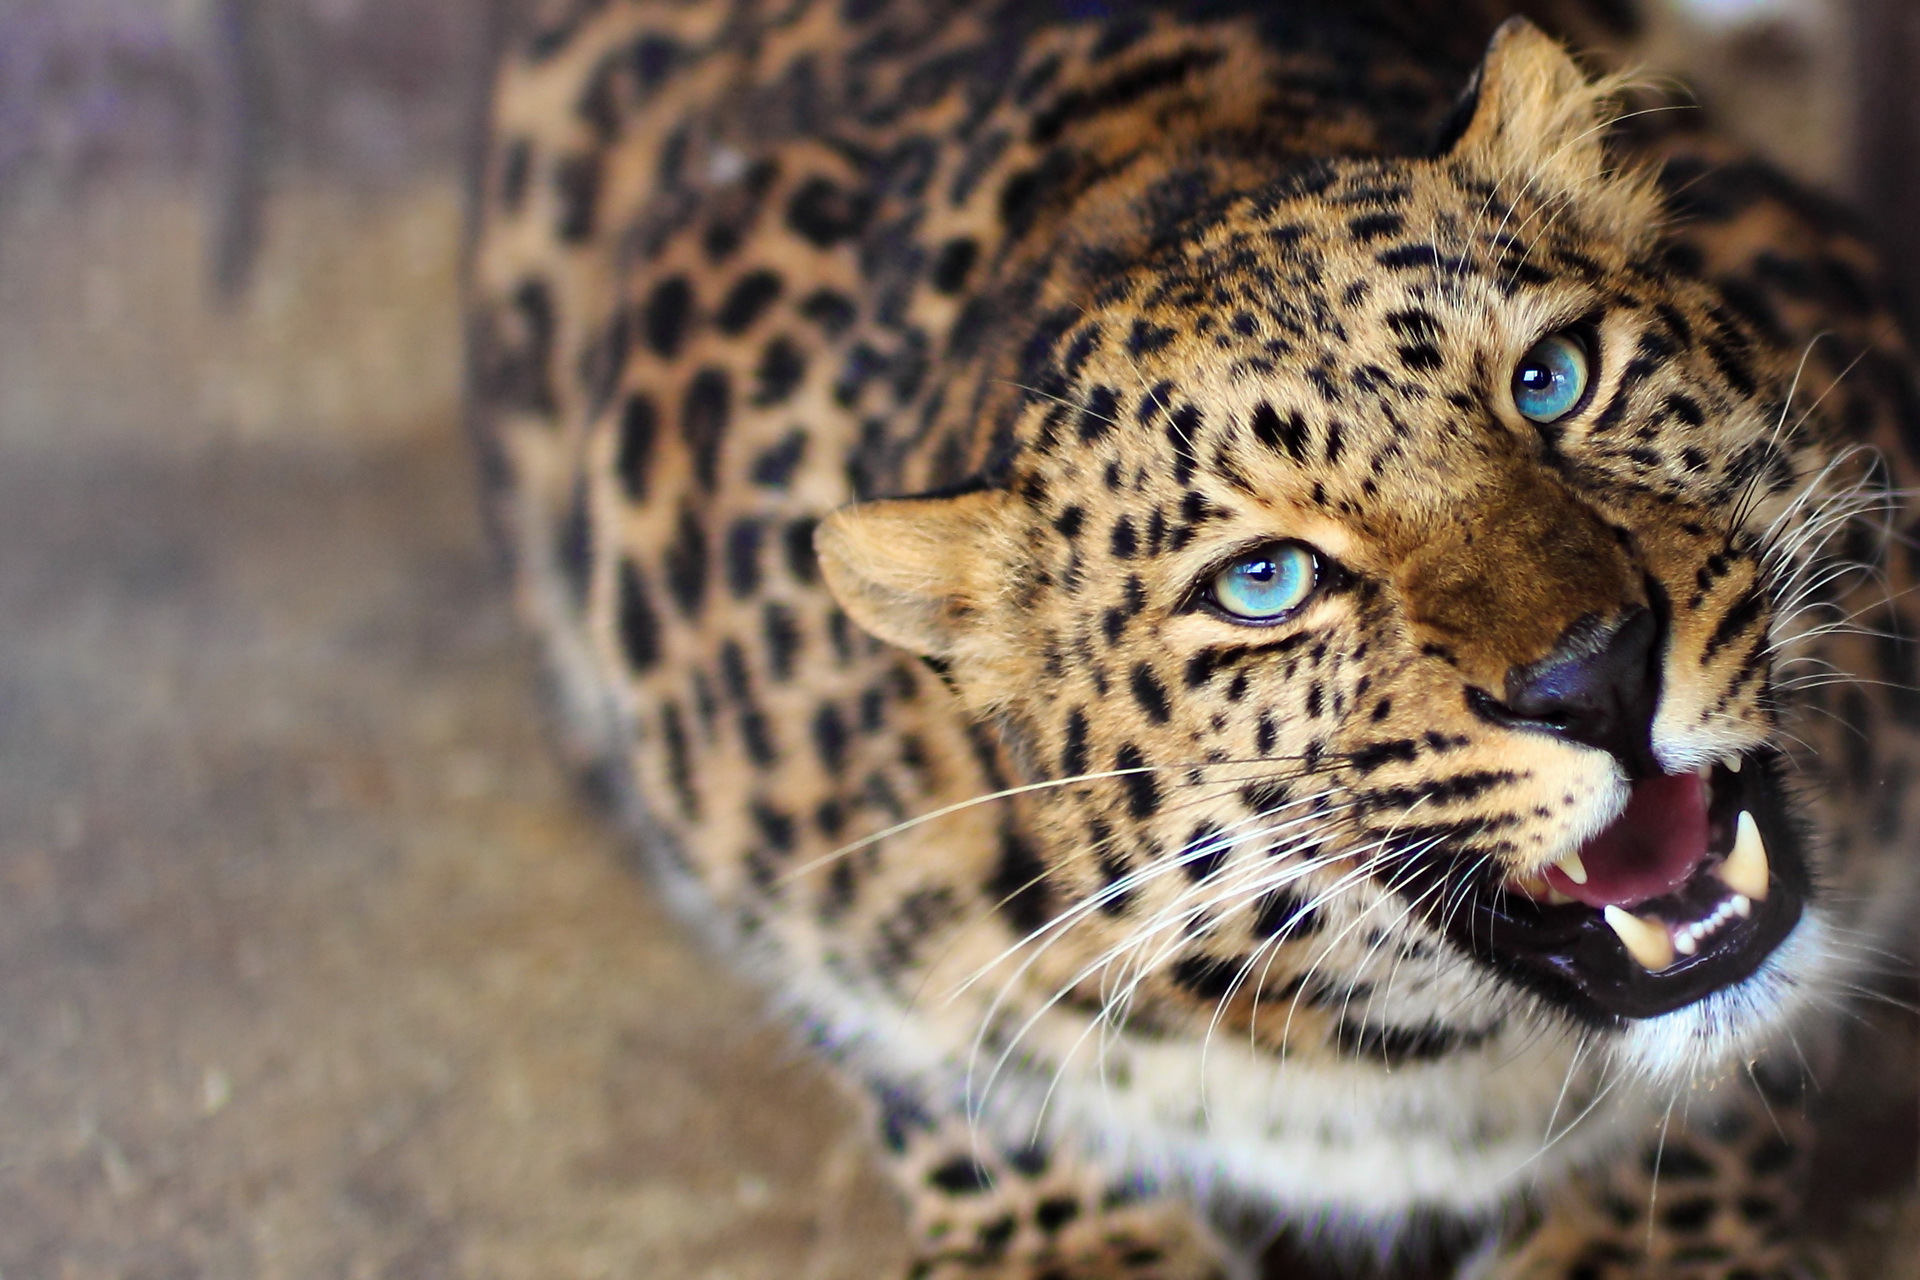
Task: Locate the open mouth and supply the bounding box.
[1441,754,1808,1021]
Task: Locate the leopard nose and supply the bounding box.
[1472,607,1662,777]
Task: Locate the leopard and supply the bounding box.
[464,1,1920,1276]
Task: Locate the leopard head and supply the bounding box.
[818,19,1877,1079]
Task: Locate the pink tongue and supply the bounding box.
[1545,771,1710,909]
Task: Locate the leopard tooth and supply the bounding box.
[1719,811,1770,902]
[1603,905,1678,971]
[1553,850,1589,886]
[1725,754,1743,774]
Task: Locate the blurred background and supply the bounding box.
[0,0,1912,1276]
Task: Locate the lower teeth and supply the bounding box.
[1605,892,1754,970]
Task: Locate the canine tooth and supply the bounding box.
[1725,755,1743,773]
[1719,811,1770,902]
[1547,887,1576,906]
[1554,850,1590,885]
[1730,893,1753,918]
[1604,905,1678,971]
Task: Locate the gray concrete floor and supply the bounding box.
[0,178,904,1279]
[0,175,1910,1279]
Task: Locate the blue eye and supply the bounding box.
[1512,332,1590,423]
[1210,543,1318,623]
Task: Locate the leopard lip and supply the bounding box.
[1432,754,1808,1022]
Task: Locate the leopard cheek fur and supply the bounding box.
[471,2,1920,1274]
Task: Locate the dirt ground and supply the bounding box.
[0,115,1913,1280]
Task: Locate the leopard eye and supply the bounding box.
[1512,332,1590,423]
[1210,543,1318,623]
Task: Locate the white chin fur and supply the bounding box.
[1605,907,1837,1084]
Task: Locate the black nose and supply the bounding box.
[1472,607,1662,776]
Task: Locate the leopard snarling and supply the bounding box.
[467,1,1920,1275]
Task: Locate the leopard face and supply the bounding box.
[819,21,1867,1078]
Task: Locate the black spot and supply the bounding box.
[552,152,602,242]
[987,828,1052,935]
[1114,744,1159,818]
[682,368,731,491]
[703,158,780,261]
[725,519,762,597]
[927,1155,994,1195]
[787,174,873,246]
[1702,583,1767,661]
[1179,824,1227,881]
[1253,886,1321,938]
[1385,308,1440,341]
[660,701,697,819]
[974,1216,1016,1258]
[645,276,695,357]
[576,32,682,138]
[750,429,808,488]
[1748,1134,1796,1176]
[1332,1019,1470,1065]
[1129,663,1170,724]
[763,602,801,680]
[812,703,849,773]
[616,393,659,500]
[784,517,820,583]
[1377,243,1463,273]
[1167,404,1203,485]
[754,335,808,405]
[931,237,978,294]
[1170,953,1240,999]
[1077,384,1120,442]
[487,277,558,414]
[663,502,708,617]
[1666,392,1706,426]
[1127,319,1175,356]
[1644,1144,1716,1180]
[557,478,594,606]
[997,149,1077,241]
[1035,1196,1080,1233]
[1349,739,1417,772]
[752,800,796,850]
[1660,1198,1717,1232]
[717,269,784,334]
[1397,342,1443,371]
[1348,211,1402,242]
[1061,707,1088,778]
[617,559,661,670]
[1250,402,1309,461]
[800,287,858,335]
[498,137,533,212]
[1110,515,1137,559]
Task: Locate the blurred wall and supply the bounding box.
[0,0,1897,462]
[0,0,491,460]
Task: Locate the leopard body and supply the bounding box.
[466,2,1920,1274]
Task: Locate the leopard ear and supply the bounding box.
[815,488,1016,659]
[1442,17,1656,230]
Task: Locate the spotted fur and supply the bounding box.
[467,2,1920,1275]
